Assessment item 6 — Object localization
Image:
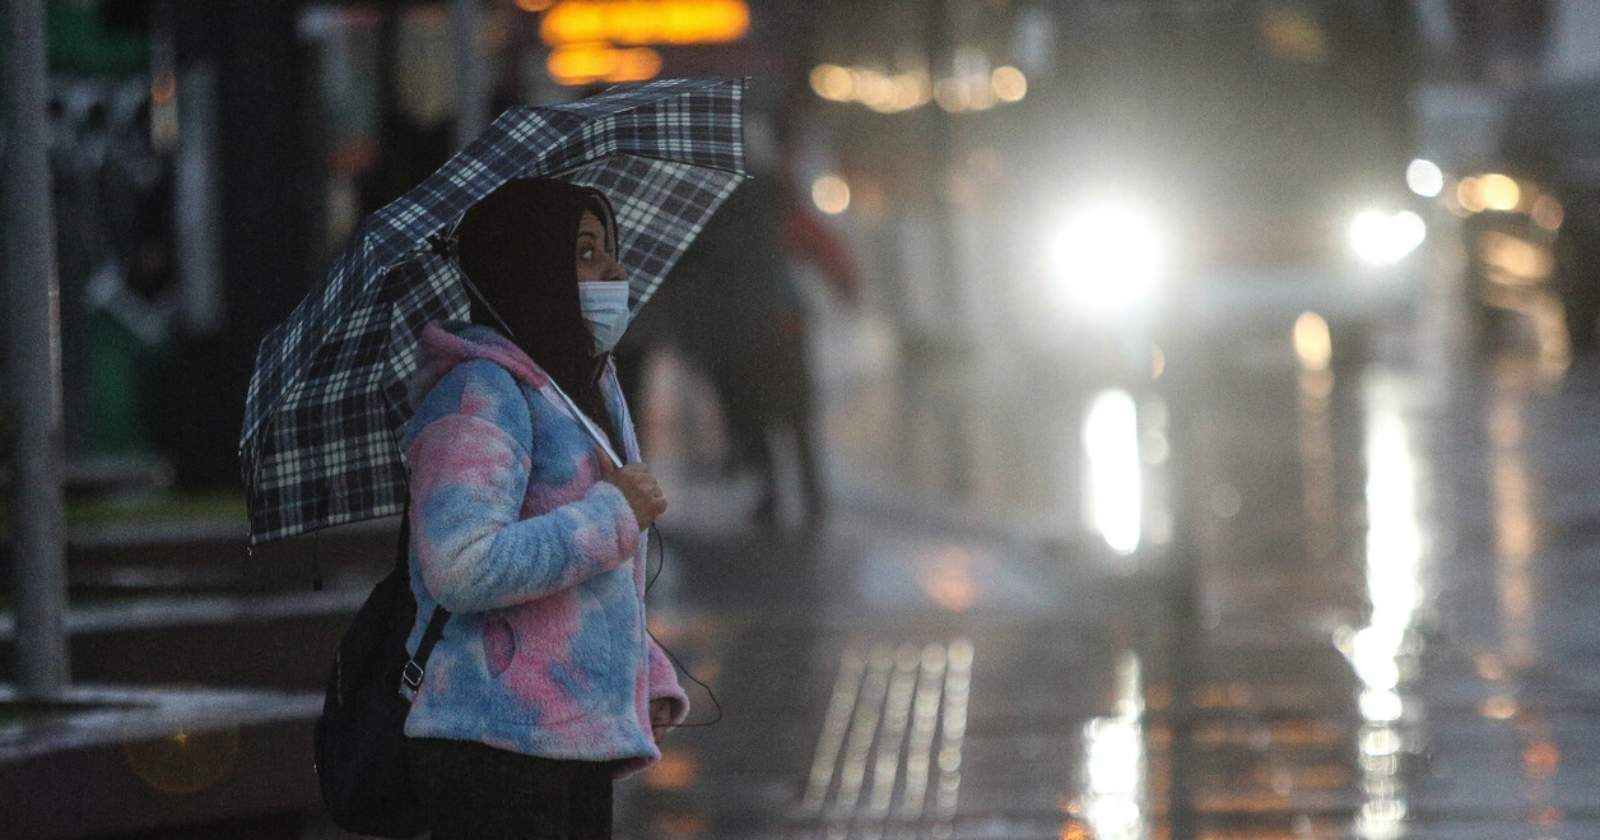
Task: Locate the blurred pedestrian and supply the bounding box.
[618,166,858,524]
[401,177,687,839]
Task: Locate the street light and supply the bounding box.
[1048,201,1167,316]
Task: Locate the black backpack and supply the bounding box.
[313,510,451,838]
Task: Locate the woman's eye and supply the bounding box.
[580,247,594,260]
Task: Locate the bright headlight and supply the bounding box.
[1049,202,1166,313]
[1348,209,1426,267]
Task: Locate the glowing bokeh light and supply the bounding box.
[1050,201,1167,313]
[991,65,1027,102]
[853,69,897,113]
[890,71,931,111]
[540,0,750,46]
[811,175,851,215]
[1083,390,1142,556]
[1481,694,1519,721]
[1293,311,1333,371]
[1349,209,1426,266]
[1405,158,1443,198]
[809,64,853,101]
[811,59,1021,115]
[1457,176,1486,213]
[1080,652,1146,839]
[547,44,663,85]
[1480,173,1521,212]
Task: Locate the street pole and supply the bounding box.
[2,0,72,697]
[925,0,961,326]
[922,0,973,495]
[451,0,489,150]
[1159,337,1203,840]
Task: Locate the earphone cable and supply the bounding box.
[644,523,722,727]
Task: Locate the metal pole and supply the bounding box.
[451,0,489,150]
[3,0,72,697]
[1158,337,1204,840]
[175,61,225,334]
[923,0,973,495]
[925,0,961,325]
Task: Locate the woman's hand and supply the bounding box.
[650,698,676,740]
[597,449,667,530]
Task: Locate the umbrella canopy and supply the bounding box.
[240,78,746,543]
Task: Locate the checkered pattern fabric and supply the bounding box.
[241,78,746,543]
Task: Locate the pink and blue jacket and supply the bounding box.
[399,320,688,776]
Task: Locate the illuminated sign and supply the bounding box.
[547,44,665,86]
[539,0,750,47]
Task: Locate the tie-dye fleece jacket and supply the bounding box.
[399,319,688,777]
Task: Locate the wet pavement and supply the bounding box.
[10,250,1600,839]
[616,266,1600,838]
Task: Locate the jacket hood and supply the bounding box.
[409,320,551,408]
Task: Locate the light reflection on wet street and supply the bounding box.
[620,273,1600,838]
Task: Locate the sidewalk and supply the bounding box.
[0,684,322,839]
[0,308,1135,838]
[606,328,1150,837]
[641,309,1105,550]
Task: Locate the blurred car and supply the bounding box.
[1007,1,1425,371]
[1455,78,1600,348]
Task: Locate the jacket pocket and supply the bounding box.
[490,576,630,725]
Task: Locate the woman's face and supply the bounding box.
[575,211,624,285]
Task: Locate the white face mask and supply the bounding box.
[577,281,632,355]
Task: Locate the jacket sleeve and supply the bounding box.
[647,637,691,728]
[406,362,640,613]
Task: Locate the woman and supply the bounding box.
[399,177,687,839]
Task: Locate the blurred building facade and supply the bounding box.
[10,0,1595,499]
[18,0,321,494]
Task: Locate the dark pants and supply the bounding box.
[405,737,615,839]
[709,323,826,517]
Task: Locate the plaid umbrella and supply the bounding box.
[240,78,746,543]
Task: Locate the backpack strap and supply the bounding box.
[396,502,452,694]
[402,607,450,692]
